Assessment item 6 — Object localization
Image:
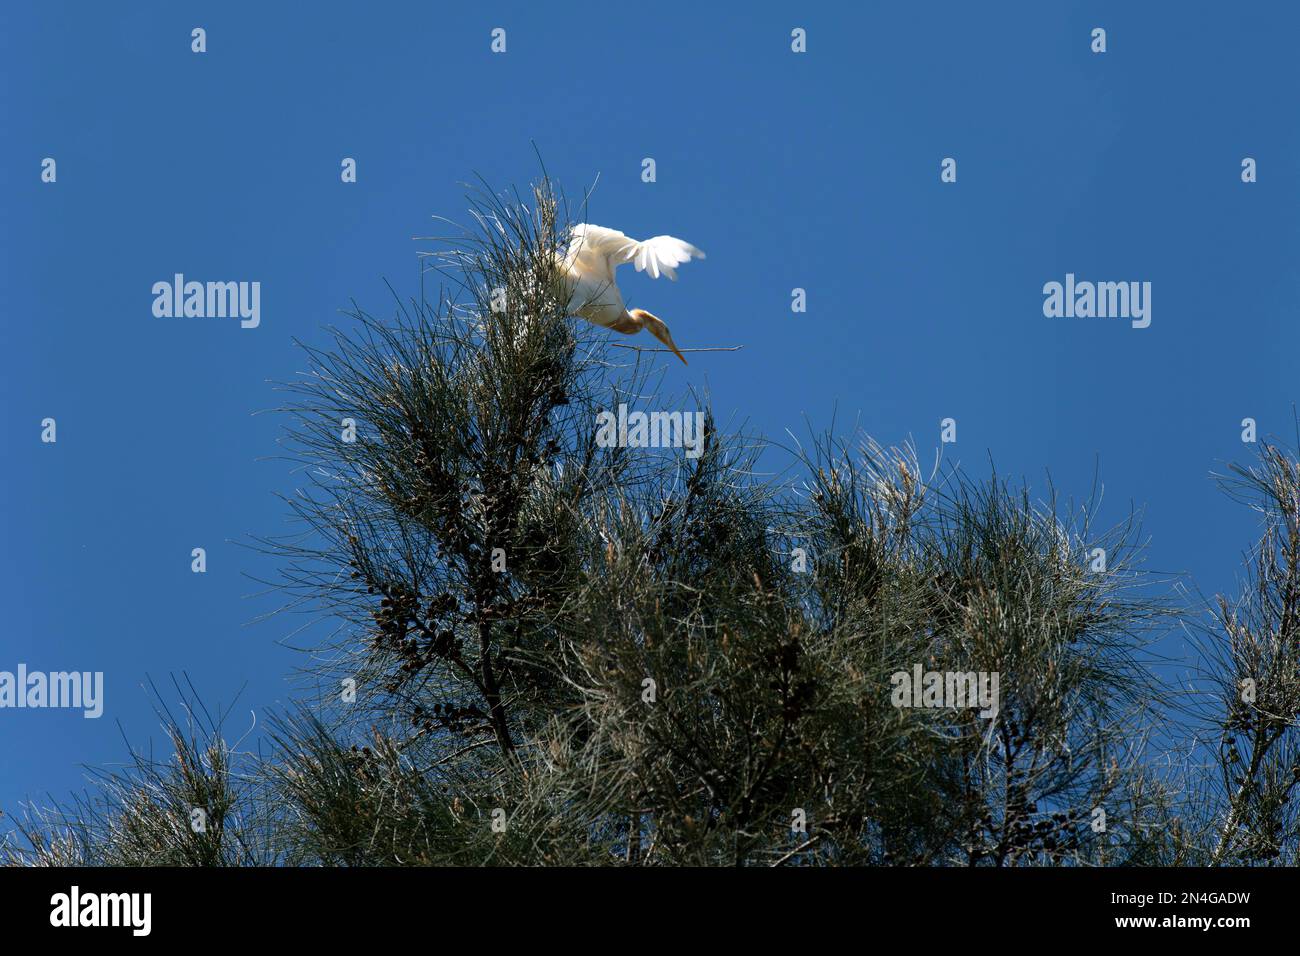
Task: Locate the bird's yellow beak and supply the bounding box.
[643,313,688,366]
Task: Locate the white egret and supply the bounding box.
[559,223,705,364]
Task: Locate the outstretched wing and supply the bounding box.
[630,235,706,281]
[569,224,706,281]
[568,224,639,267]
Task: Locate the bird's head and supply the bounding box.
[630,308,688,365]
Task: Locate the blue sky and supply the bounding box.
[2,1,1297,820]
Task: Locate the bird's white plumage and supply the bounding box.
[559,223,705,329]
[566,224,640,269]
[566,224,704,281]
[537,221,703,364]
[632,235,704,281]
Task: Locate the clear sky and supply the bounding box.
[2,1,1298,821]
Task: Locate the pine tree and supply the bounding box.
[7,177,1300,867]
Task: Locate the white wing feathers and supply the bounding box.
[569,224,705,281]
[569,224,639,264]
[632,235,705,280]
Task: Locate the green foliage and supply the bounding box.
[7,177,1300,867]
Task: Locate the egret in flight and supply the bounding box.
[560,223,705,364]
